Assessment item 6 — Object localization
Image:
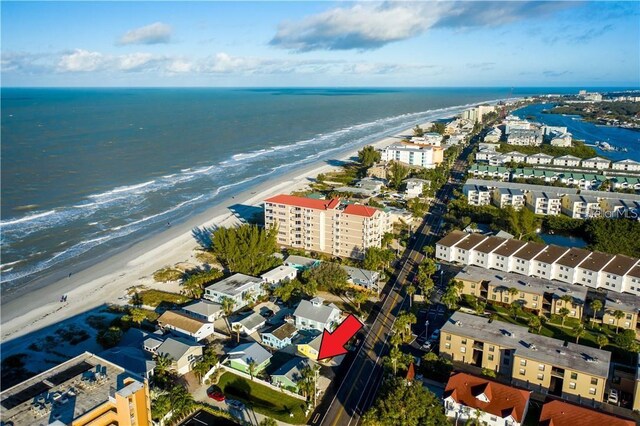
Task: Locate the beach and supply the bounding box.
[0,125,417,344]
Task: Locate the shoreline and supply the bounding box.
[0,126,412,342]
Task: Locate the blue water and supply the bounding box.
[540,233,587,248]
[0,87,630,291]
[512,103,640,161]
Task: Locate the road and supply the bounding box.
[312,142,474,426]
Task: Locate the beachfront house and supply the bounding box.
[271,357,316,391]
[341,265,381,293]
[231,312,266,336]
[284,254,321,271]
[156,310,215,341]
[261,322,298,349]
[203,273,264,310]
[294,297,342,331]
[226,342,272,376]
[181,300,223,323]
[261,265,298,288]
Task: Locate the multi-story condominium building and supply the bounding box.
[504,151,528,163]
[507,129,543,146]
[380,142,444,168]
[612,159,640,172]
[504,116,531,134]
[492,188,525,210]
[440,312,611,403]
[525,191,562,215]
[462,105,496,123]
[581,157,611,170]
[0,352,151,426]
[558,173,601,190]
[468,165,511,181]
[484,127,502,142]
[552,155,581,168]
[525,153,554,165]
[539,399,635,426]
[436,231,640,295]
[475,147,498,162]
[444,372,531,426]
[264,194,388,259]
[203,273,264,310]
[549,132,572,147]
[561,195,601,219]
[463,183,492,206]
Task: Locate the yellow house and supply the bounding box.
[0,352,152,426]
[440,312,611,402]
[297,333,322,361]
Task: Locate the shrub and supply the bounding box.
[153,267,183,282]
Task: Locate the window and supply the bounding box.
[460,347,466,353]
[520,359,527,366]
[589,388,596,395]
[538,364,545,371]
[569,382,576,390]
[488,355,494,361]
[537,374,544,380]
[445,343,451,349]
[489,346,495,352]
[461,339,467,344]
[590,378,598,385]
[446,334,451,341]
[570,372,577,380]
[519,368,526,376]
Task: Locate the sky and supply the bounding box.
[1,1,639,87]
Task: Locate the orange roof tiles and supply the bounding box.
[444,372,531,423]
[265,194,340,210]
[342,204,379,217]
[539,399,635,426]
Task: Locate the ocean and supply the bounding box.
[0,87,630,292]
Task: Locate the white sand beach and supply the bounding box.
[0,126,418,345]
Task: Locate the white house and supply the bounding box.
[553,155,581,168]
[612,159,640,172]
[203,273,264,310]
[294,297,342,331]
[507,129,542,146]
[261,265,298,288]
[181,300,223,323]
[231,312,266,335]
[582,157,611,170]
[403,178,430,199]
[341,265,381,293]
[156,310,216,341]
[444,372,531,426]
[483,128,502,143]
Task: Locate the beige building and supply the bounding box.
[0,352,151,426]
[440,312,611,403]
[264,194,388,259]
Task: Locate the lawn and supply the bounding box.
[136,289,191,308]
[217,372,308,424]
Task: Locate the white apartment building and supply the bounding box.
[582,157,611,170]
[435,231,640,294]
[504,116,531,134]
[507,129,543,146]
[492,188,525,210]
[462,105,496,124]
[561,195,601,219]
[612,159,640,172]
[525,153,554,165]
[483,127,502,143]
[552,155,581,168]
[525,191,562,215]
[380,143,444,169]
[550,132,572,147]
[463,184,491,206]
[264,194,388,259]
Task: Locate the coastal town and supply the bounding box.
[1,90,639,426]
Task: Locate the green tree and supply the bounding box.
[151,391,171,421]
[384,346,413,376]
[590,299,603,322]
[210,224,280,275]
[169,385,195,420]
[129,307,147,325]
[358,145,381,168]
[413,125,424,137]
[248,359,257,381]
[558,307,571,327]
[302,262,349,295]
[441,280,463,310]
[596,334,609,349]
[181,268,223,298]
[394,311,417,342]
[130,292,143,307]
[154,352,173,377]
[612,310,625,333]
[481,367,497,378]
[507,287,519,301]
[528,316,542,333]
[361,377,447,426]
[364,247,394,270]
[96,327,123,348]
[406,285,416,308]
[429,122,446,135]
[509,301,522,320]
[389,161,410,189]
[192,358,210,383]
[259,418,278,426]
[221,297,236,331]
[573,324,585,344]
[352,290,368,312]
[232,323,243,343]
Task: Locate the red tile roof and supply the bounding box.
[444,372,531,423]
[539,399,635,426]
[342,204,379,217]
[265,194,340,210]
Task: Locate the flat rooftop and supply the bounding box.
[0,352,141,426]
[204,273,262,296]
[442,312,611,378]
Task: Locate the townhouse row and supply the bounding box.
[436,231,640,295]
[463,179,640,218]
[454,265,639,330]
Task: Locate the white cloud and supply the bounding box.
[117,22,172,45]
[117,53,162,71]
[165,58,195,73]
[57,49,106,72]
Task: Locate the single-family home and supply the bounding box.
[294,297,342,331]
[284,255,321,271]
[582,157,611,170]
[226,342,272,376]
[612,159,640,172]
[553,155,581,168]
[342,265,381,293]
[155,337,203,375]
[181,300,223,323]
[444,372,531,426]
[157,310,215,341]
[261,322,298,349]
[271,357,316,391]
[355,177,386,193]
[261,265,298,288]
[403,178,430,199]
[231,312,267,335]
[203,273,264,310]
[297,332,323,361]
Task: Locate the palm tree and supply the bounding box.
[573,324,585,344]
[507,287,519,303]
[596,334,609,349]
[232,323,243,343]
[405,285,416,308]
[192,359,210,384]
[590,299,603,323]
[352,290,368,312]
[248,359,257,381]
[613,310,625,333]
[509,301,521,320]
[221,297,236,332]
[474,300,486,316]
[129,307,147,325]
[390,332,403,349]
[169,385,195,420]
[528,316,542,333]
[558,307,570,327]
[154,353,173,377]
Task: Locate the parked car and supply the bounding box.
[429,329,440,342]
[208,391,225,402]
[608,389,619,405]
[227,399,245,411]
[420,341,432,352]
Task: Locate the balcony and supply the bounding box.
[550,367,565,378]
